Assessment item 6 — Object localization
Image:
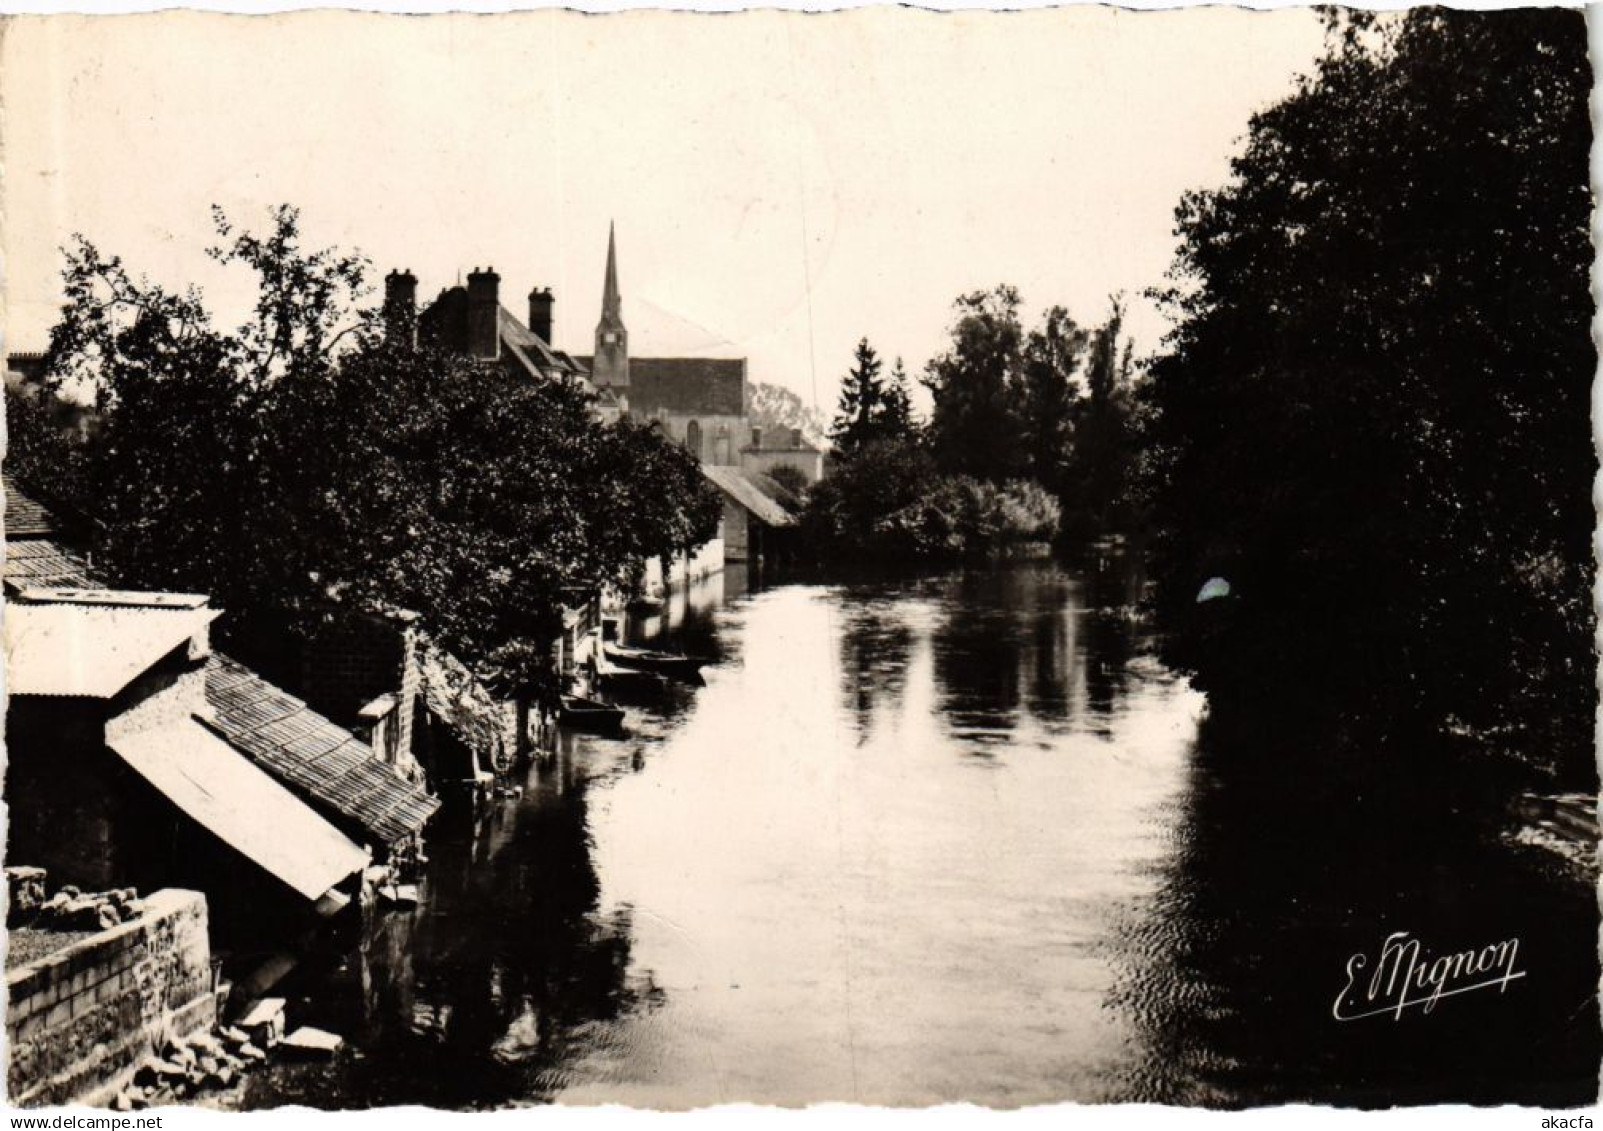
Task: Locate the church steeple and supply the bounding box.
[592,221,629,389]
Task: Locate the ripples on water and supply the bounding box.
[238,558,1598,1110]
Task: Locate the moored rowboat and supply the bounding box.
[559,695,626,733]
[604,643,706,684]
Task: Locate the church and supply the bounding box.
[383,227,811,565]
[577,224,815,565]
[577,224,750,467]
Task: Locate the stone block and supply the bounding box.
[6,866,49,922]
[236,997,286,1047]
[280,1027,343,1058]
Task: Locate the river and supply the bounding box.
[235,557,1599,1110]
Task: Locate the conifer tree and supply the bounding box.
[830,337,887,455]
[881,357,917,441]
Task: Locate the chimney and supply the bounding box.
[791,427,803,448]
[383,268,417,347]
[466,266,501,360]
[528,286,554,344]
[751,426,763,449]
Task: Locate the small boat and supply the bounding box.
[596,659,667,693]
[559,695,626,733]
[604,642,706,684]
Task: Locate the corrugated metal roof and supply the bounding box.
[204,653,441,847]
[108,720,369,902]
[4,476,57,538]
[6,600,220,698]
[701,465,797,528]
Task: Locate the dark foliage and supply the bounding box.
[36,205,720,702]
[1140,9,1595,779]
[830,338,917,456]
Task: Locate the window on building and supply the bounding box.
[686,419,702,458]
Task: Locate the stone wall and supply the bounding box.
[659,413,748,466]
[7,890,217,1108]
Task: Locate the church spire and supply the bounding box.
[592,221,629,389]
[601,220,622,324]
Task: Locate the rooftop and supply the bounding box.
[745,428,823,453]
[109,720,369,903]
[498,305,586,380]
[204,653,441,847]
[4,475,57,538]
[4,538,97,592]
[701,464,798,528]
[5,596,220,699]
[578,356,747,418]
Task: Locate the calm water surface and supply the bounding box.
[238,559,1598,1109]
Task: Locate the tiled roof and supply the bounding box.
[577,357,747,417]
[204,652,440,848]
[498,306,582,379]
[2,479,441,847]
[415,635,515,769]
[701,464,798,528]
[4,537,96,590]
[4,475,57,538]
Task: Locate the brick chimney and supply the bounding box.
[528,287,554,344]
[383,269,417,347]
[751,426,763,449]
[466,267,501,360]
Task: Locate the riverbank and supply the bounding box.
[222,561,1598,1110]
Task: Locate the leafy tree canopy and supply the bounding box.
[33,205,720,701]
[1141,8,1594,778]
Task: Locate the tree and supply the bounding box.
[830,338,887,455]
[801,436,938,560]
[748,380,827,446]
[3,381,94,523]
[1063,298,1137,532]
[881,357,917,442]
[922,287,1027,481]
[41,204,721,704]
[1018,306,1088,497]
[1141,9,1593,778]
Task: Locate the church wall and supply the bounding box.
[657,413,748,466]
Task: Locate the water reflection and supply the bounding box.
[239,744,654,1108]
[836,591,919,743]
[1107,717,1600,1107]
[236,558,1596,1110]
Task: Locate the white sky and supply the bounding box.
[1,7,1327,411]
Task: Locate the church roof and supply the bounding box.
[577,356,746,417]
